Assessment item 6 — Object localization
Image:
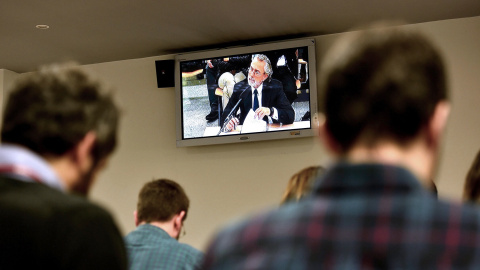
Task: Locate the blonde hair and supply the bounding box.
[281,166,325,204]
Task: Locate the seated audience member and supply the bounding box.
[463,149,480,202]
[202,23,480,269]
[280,166,325,204]
[125,179,203,270]
[0,63,126,269]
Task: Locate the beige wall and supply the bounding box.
[0,69,19,125]
[3,16,478,252]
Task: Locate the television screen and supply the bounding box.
[175,38,317,147]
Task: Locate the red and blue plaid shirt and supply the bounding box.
[203,163,480,269]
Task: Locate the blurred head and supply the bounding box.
[136,179,190,233]
[319,23,448,155]
[248,54,272,88]
[281,166,325,204]
[2,63,120,195]
[463,150,480,203]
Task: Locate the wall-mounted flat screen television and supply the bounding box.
[175,38,317,147]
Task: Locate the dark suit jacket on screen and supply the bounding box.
[220,79,295,126]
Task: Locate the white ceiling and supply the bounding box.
[1,0,479,73]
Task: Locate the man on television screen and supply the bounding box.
[220,54,294,132]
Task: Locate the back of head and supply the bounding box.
[137,179,190,223]
[1,63,119,164]
[319,22,447,153]
[463,150,480,202]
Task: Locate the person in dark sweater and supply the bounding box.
[0,63,127,270]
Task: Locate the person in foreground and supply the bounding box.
[0,63,126,269]
[125,179,203,270]
[202,23,480,269]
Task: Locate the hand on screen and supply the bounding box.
[207,60,214,68]
[255,107,270,120]
[225,117,239,132]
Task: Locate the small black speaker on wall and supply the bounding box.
[155,60,175,88]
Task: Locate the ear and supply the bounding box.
[134,210,139,227]
[262,72,269,82]
[317,115,341,156]
[427,101,450,148]
[73,131,97,169]
[171,210,186,239]
[174,211,186,229]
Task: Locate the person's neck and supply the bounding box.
[251,82,263,91]
[344,139,435,186]
[141,221,177,239]
[46,156,79,192]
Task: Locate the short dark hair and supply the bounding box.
[136,179,190,223]
[1,63,119,164]
[319,23,447,153]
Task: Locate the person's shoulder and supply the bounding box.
[267,79,283,88]
[262,79,283,93]
[435,197,480,221]
[0,177,87,217]
[202,204,305,268]
[15,179,119,231]
[233,79,249,90]
[178,242,204,256]
[174,241,204,268]
[207,203,297,250]
[417,195,480,238]
[1,175,119,230]
[40,186,112,219]
[61,196,120,233]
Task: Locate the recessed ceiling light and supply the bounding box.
[35,25,50,30]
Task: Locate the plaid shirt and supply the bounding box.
[202,163,480,269]
[125,224,203,270]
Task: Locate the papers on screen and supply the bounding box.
[241,109,267,134]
